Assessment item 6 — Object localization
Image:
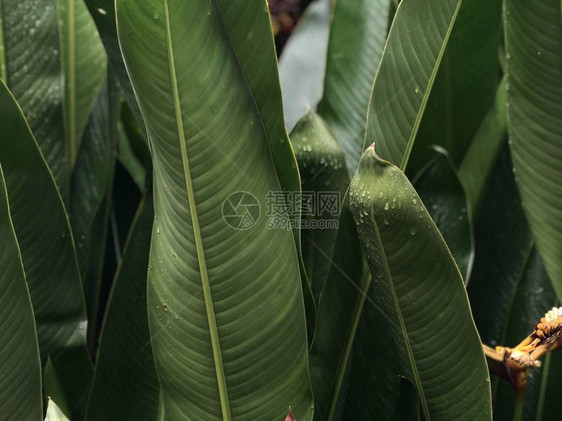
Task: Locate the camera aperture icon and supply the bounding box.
[222,191,261,230]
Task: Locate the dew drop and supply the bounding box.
[409,226,416,236]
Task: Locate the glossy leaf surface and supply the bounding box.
[349,146,492,420]
[116,1,312,419]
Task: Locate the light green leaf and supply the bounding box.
[319,0,390,177]
[290,111,348,301]
[116,1,312,419]
[365,0,462,170]
[57,0,107,168]
[0,0,67,196]
[504,0,562,301]
[0,165,42,421]
[86,192,160,421]
[409,0,502,173]
[458,78,507,216]
[349,146,492,420]
[279,0,331,132]
[46,398,71,421]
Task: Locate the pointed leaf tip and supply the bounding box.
[285,406,296,421]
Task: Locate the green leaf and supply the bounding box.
[57,0,107,168]
[70,76,117,278]
[117,122,148,191]
[349,146,492,420]
[279,0,331,132]
[504,0,562,301]
[0,0,67,196]
[466,146,562,420]
[86,192,160,421]
[290,111,349,301]
[84,0,145,128]
[69,74,119,343]
[0,165,42,421]
[457,78,507,216]
[319,0,390,177]
[365,0,462,170]
[45,398,71,421]
[44,359,71,419]
[309,202,378,421]
[467,146,533,346]
[0,80,87,359]
[116,1,312,419]
[409,0,502,173]
[414,152,473,281]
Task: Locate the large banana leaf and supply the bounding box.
[504,0,562,301]
[409,0,502,173]
[0,80,87,359]
[0,166,42,421]
[349,146,492,419]
[365,0,462,170]
[116,1,312,419]
[86,192,160,421]
[57,0,107,168]
[279,0,331,132]
[319,0,390,177]
[0,0,67,194]
[290,111,349,301]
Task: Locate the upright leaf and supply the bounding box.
[0,80,87,359]
[0,166,42,421]
[504,0,562,301]
[410,0,502,172]
[458,79,507,216]
[319,0,390,176]
[365,0,462,170]
[70,75,119,336]
[0,0,67,195]
[414,152,473,281]
[57,0,107,167]
[308,204,378,421]
[290,111,348,301]
[467,146,562,419]
[116,1,312,419]
[86,192,160,421]
[84,0,144,127]
[45,398,71,421]
[279,0,331,132]
[349,145,492,420]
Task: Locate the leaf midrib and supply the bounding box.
[370,209,430,420]
[400,0,463,171]
[163,2,231,420]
